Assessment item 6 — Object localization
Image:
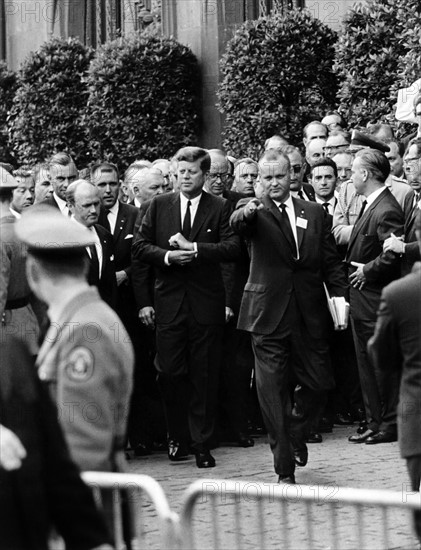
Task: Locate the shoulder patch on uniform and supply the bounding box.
[65,347,94,382]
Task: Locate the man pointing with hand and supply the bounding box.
[133,146,240,468]
[230,149,347,484]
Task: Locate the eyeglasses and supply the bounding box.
[290,165,302,174]
[208,173,230,182]
[323,144,348,153]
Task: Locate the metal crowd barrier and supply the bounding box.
[81,472,177,550]
[178,479,421,550]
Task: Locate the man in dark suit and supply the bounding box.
[42,152,78,215]
[383,139,421,275]
[310,158,361,432]
[67,179,117,309]
[93,162,139,318]
[346,148,404,444]
[94,162,166,455]
[0,338,112,550]
[133,146,240,468]
[368,210,421,542]
[230,150,347,484]
[204,150,255,447]
[310,158,338,221]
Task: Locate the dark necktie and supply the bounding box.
[89,244,100,281]
[279,203,296,255]
[414,192,420,208]
[297,190,305,200]
[322,202,330,215]
[356,200,367,221]
[182,200,192,238]
[104,209,112,234]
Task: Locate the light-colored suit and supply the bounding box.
[0,215,39,355]
[36,287,134,472]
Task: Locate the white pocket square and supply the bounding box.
[124,234,133,240]
[207,229,212,232]
[110,255,114,261]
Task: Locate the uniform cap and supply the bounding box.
[0,167,18,189]
[15,204,95,258]
[348,130,390,153]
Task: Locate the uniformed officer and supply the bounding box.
[15,204,134,473]
[16,204,135,546]
[0,167,39,355]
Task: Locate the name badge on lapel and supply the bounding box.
[296,217,308,229]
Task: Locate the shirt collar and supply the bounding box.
[134,197,141,208]
[47,284,91,325]
[315,196,336,207]
[108,201,119,215]
[9,207,21,219]
[53,192,67,211]
[365,186,386,208]
[180,192,202,207]
[273,194,294,211]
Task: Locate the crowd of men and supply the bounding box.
[1,108,421,545]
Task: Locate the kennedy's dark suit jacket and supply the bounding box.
[368,263,421,458]
[0,339,111,550]
[87,224,117,310]
[133,191,240,325]
[402,190,421,274]
[345,188,404,321]
[230,195,347,337]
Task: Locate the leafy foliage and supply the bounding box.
[334,0,407,128]
[8,38,94,166]
[84,35,200,167]
[217,10,338,157]
[0,62,17,164]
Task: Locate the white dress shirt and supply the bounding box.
[54,192,71,217]
[274,194,299,259]
[180,192,201,226]
[316,196,337,216]
[365,186,387,208]
[106,201,119,235]
[164,193,201,266]
[71,217,103,277]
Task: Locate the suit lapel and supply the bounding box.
[264,196,296,254]
[293,198,306,251]
[113,203,126,242]
[347,188,388,252]
[190,193,211,241]
[169,193,182,234]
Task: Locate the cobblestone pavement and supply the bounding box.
[126,426,420,549]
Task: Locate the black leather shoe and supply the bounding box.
[133,443,152,457]
[318,417,333,433]
[365,431,397,445]
[278,474,296,484]
[357,420,368,434]
[348,428,377,443]
[195,450,216,468]
[334,412,354,426]
[168,440,189,461]
[293,446,308,467]
[307,432,322,443]
[238,434,255,448]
